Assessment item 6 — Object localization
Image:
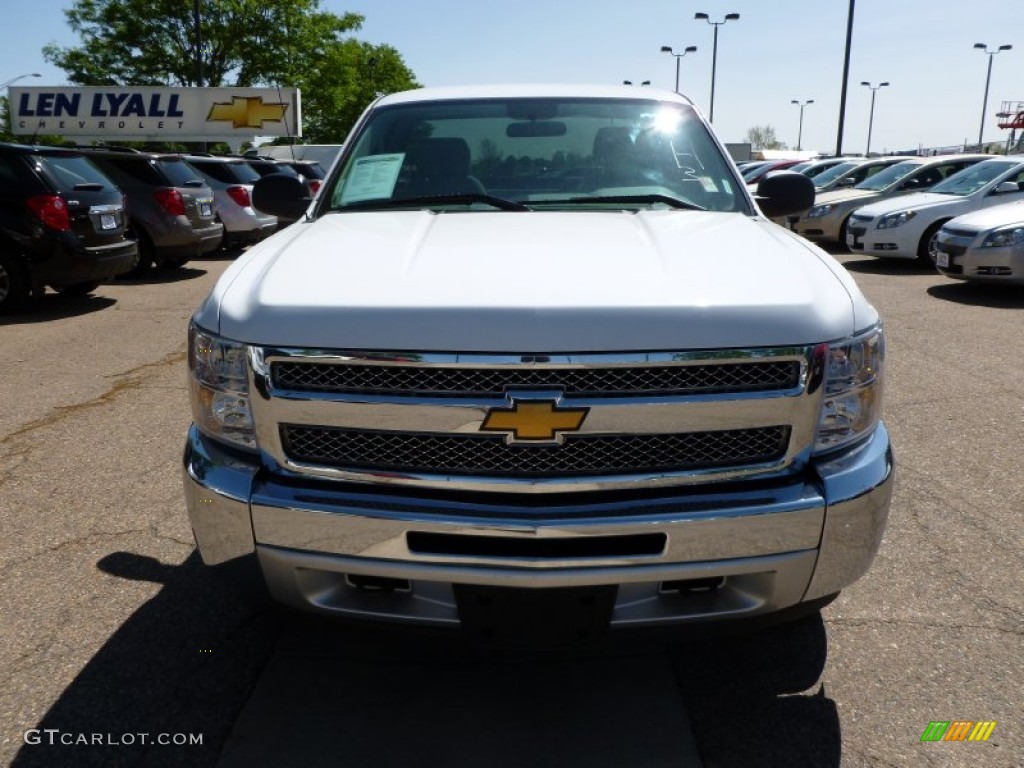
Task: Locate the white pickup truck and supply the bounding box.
[184,85,893,636]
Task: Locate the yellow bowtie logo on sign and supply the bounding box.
[207,97,288,129]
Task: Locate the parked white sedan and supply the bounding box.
[845,157,1024,262]
[933,200,1024,284]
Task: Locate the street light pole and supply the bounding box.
[694,12,739,123]
[0,72,42,91]
[659,45,697,93]
[791,99,814,151]
[835,0,856,156]
[861,81,889,156]
[974,43,1012,148]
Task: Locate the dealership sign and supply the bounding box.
[9,86,301,140]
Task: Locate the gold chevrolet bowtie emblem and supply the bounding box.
[206,97,288,129]
[480,400,588,442]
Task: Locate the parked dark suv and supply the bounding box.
[0,142,138,312]
[80,148,223,269]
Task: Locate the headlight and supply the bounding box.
[188,322,256,450]
[981,226,1024,248]
[876,210,916,229]
[814,325,885,454]
[806,204,833,219]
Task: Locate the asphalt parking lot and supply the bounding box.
[0,248,1021,767]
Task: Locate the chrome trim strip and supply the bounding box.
[254,346,812,369]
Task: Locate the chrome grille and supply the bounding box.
[936,242,967,257]
[271,360,801,397]
[280,425,790,477]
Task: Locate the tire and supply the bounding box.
[0,252,32,313]
[125,226,155,274]
[917,221,945,266]
[838,214,853,247]
[56,281,101,296]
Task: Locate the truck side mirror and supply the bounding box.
[252,174,312,221]
[755,171,816,219]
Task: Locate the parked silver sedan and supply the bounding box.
[934,200,1024,284]
[790,155,989,245]
[182,156,278,250]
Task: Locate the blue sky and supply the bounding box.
[4,0,1021,153]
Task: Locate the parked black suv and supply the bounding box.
[79,148,223,269]
[0,143,138,312]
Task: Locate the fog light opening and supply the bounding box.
[345,574,411,593]
[659,576,726,596]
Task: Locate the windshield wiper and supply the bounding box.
[337,193,531,212]
[560,194,705,211]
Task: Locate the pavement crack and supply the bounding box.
[0,348,186,449]
[0,528,152,576]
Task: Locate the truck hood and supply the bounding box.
[203,210,870,351]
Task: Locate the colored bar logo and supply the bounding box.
[921,721,997,742]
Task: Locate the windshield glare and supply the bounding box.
[811,161,858,187]
[930,161,1016,196]
[327,98,743,212]
[855,161,919,191]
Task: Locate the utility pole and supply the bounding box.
[835,0,855,155]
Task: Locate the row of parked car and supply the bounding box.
[0,142,325,312]
[743,154,1024,285]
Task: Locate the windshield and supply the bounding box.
[802,160,841,178]
[855,161,920,191]
[38,155,116,191]
[326,97,744,213]
[929,160,1018,196]
[811,161,859,188]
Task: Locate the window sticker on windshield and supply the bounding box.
[699,177,719,192]
[339,153,405,204]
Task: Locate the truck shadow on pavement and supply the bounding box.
[12,552,282,768]
[12,551,839,768]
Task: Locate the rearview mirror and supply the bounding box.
[507,121,568,138]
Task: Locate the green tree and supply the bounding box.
[745,125,787,151]
[43,0,418,141]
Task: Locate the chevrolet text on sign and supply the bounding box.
[9,86,301,140]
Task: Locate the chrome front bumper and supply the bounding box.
[183,422,893,627]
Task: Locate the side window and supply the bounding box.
[102,158,162,185]
[915,168,942,187]
[0,156,26,198]
[858,165,885,182]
